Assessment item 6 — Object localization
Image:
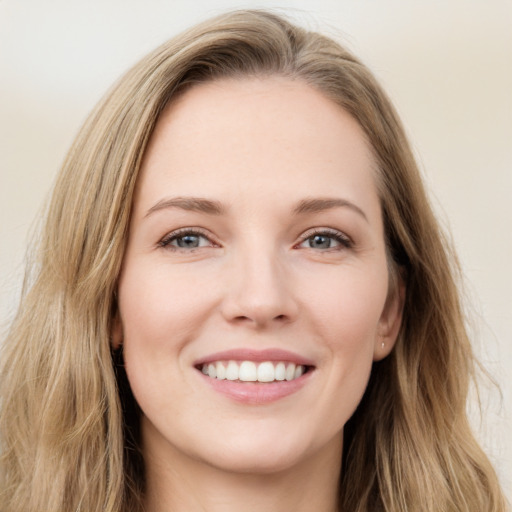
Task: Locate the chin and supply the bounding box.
[203,445,309,475]
[192,428,339,476]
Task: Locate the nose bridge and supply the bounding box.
[222,237,297,326]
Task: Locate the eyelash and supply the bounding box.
[158,228,216,251]
[296,228,353,251]
[158,227,353,252]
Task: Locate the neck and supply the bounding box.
[142,428,342,512]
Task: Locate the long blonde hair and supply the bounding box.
[0,9,507,512]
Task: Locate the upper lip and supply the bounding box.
[194,348,315,367]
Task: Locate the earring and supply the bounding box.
[381,339,385,349]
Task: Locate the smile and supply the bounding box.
[194,349,315,403]
[200,360,307,383]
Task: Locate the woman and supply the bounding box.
[0,9,507,512]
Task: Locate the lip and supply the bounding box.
[193,348,315,367]
[198,370,313,405]
[193,348,315,405]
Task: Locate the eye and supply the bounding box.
[158,228,216,250]
[297,229,352,251]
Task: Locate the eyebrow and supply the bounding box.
[145,195,368,222]
[293,197,368,222]
[145,196,226,217]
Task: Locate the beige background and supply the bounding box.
[1,0,510,499]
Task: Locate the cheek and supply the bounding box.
[320,285,379,383]
[117,262,212,410]
[301,265,388,346]
[299,265,387,402]
[118,260,217,349]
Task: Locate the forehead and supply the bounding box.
[135,77,379,219]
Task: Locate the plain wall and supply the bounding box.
[1,0,510,500]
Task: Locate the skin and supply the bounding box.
[114,77,404,512]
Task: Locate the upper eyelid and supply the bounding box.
[158,227,218,247]
[297,227,352,243]
[300,226,347,236]
[157,226,352,247]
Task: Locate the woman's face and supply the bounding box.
[115,77,403,475]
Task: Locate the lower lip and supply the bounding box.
[199,370,313,405]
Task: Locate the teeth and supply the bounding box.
[257,361,275,382]
[200,360,307,383]
[226,361,239,381]
[207,363,217,378]
[239,361,257,381]
[216,361,226,380]
[275,362,286,381]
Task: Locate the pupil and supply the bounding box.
[311,235,331,249]
[177,235,199,248]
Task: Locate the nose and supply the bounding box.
[220,249,299,329]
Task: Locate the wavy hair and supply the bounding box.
[0,9,507,512]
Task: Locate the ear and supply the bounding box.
[111,310,123,350]
[373,273,405,361]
